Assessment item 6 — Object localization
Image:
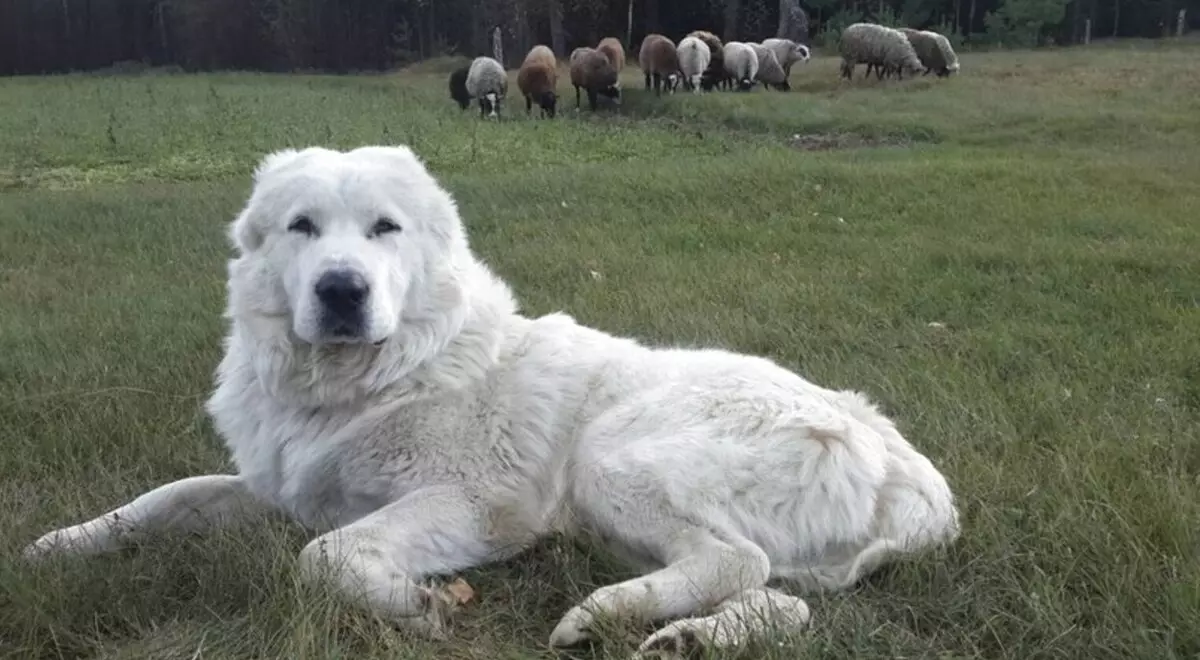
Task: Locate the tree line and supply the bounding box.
[0,0,1192,76]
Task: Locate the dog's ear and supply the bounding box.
[229,206,262,253]
[253,148,304,183]
[229,149,311,253]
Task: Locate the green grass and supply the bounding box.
[2,41,1199,659]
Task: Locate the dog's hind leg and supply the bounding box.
[550,447,783,648]
[23,475,264,560]
[636,586,811,657]
[296,484,515,639]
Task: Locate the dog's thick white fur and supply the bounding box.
[24,145,959,654]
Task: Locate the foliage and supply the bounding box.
[984,0,1073,45]
[0,0,1190,75]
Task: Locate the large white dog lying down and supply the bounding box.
[25,145,959,655]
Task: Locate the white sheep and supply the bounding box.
[923,30,961,76]
[838,23,924,81]
[898,28,960,77]
[748,43,788,91]
[761,37,811,77]
[465,56,509,118]
[722,41,759,91]
[676,36,711,93]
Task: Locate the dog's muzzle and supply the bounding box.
[315,268,369,339]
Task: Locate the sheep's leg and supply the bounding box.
[587,89,598,112]
[575,85,581,109]
[525,95,532,115]
[652,73,661,96]
[644,71,651,90]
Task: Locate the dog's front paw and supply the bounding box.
[22,526,92,561]
[548,603,596,647]
[395,581,471,641]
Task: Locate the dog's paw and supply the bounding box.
[395,583,461,641]
[22,526,89,561]
[548,604,596,647]
[636,615,752,658]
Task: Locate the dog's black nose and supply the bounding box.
[315,270,370,312]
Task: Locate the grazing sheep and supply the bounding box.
[927,32,961,75]
[517,45,558,119]
[466,56,509,118]
[570,47,621,111]
[761,37,811,77]
[677,36,711,93]
[899,28,960,77]
[448,65,471,110]
[597,37,626,73]
[838,23,924,81]
[688,30,726,91]
[749,43,789,90]
[638,34,681,95]
[722,41,759,91]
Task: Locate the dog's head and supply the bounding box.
[227,146,473,348]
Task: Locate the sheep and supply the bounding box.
[597,37,626,73]
[748,42,789,91]
[448,64,471,110]
[570,47,621,111]
[688,30,726,91]
[898,28,960,77]
[465,55,509,118]
[722,41,759,91]
[676,36,711,93]
[838,22,924,81]
[517,45,558,119]
[637,34,680,95]
[927,32,961,75]
[761,37,811,77]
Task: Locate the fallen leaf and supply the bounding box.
[445,577,476,605]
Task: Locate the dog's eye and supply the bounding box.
[370,217,401,238]
[288,215,318,237]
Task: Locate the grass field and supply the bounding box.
[2,40,1199,659]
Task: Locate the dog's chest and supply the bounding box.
[222,382,576,532]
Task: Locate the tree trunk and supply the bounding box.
[968,0,977,35]
[1075,0,1084,43]
[724,0,740,41]
[549,0,565,57]
[645,0,659,37]
[776,0,809,42]
[626,0,633,50]
[1112,0,1119,36]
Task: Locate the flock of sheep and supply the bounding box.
[446,22,961,119]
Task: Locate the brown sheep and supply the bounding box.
[597,37,626,73]
[569,47,621,111]
[638,34,681,95]
[688,30,726,90]
[518,44,559,118]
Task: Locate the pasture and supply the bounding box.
[1,40,1199,659]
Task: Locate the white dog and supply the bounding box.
[24,145,960,655]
